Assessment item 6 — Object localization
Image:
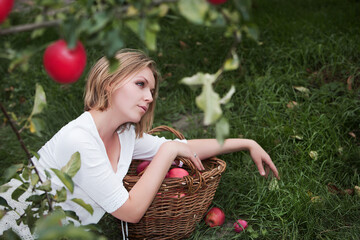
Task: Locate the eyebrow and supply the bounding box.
[142,78,155,90]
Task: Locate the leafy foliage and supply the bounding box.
[0,0,256,140]
[0,152,102,238]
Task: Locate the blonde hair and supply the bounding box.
[84,49,160,137]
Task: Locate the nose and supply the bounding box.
[144,89,153,103]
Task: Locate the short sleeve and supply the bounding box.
[55,128,129,213]
[133,132,187,160]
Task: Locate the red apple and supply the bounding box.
[166,168,189,178]
[136,161,151,175]
[204,207,225,227]
[233,219,248,232]
[43,39,87,84]
[0,0,14,24]
[207,0,227,5]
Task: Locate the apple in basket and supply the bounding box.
[165,168,189,198]
[204,207,225,227]
[166,168,189,178]
[233,219,248,232]
[136,161,150,174]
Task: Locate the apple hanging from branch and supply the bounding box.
[0,0,14,24]
[207,0,228,5]
[43,39,87,84]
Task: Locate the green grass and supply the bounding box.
[1,0,360,239]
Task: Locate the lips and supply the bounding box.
[139,105,148,112]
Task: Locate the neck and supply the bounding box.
[89,109,126,142]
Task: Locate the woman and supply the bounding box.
[0,49,279,238]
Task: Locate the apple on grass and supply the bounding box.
[204,207,225,227]
[234,219,248,232]
[43,39,87,84]
[0,0,14,24]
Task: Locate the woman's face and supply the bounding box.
[110,67,155,123]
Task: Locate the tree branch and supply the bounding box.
[0,102,53,211]
[0,20,61,35]
[0,0,179,36]
[0,102,32,159]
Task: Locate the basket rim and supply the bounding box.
[124,157,226,194]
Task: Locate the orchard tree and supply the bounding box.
[1,0,259,142]
[0,0,259,238]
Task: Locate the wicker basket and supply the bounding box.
[122,126,226,240]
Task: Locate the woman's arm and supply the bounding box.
[186,139,280,180]
[111,141,204,223]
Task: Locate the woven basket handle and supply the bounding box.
[148,125,206,193]
[148,125,185,140]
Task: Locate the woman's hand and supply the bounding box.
[167,141,205,171]
[248,140,280,180]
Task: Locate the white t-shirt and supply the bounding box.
[31,111,183,225]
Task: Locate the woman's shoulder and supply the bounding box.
[55,112,99,142]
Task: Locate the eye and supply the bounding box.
[136,81,145,87]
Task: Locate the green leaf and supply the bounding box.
[54,187,67,203]
[71,198,94,215]
[34,209,66,234]
[196,81,222,125]
[3,164,23,182]
[0,196,11,209]
[31,15,45,39]
[0,184,12,193]
[147,3,169,17]
[243,23,259,41]
[37,179,52,192]
[31,151,40,160]
[0,209,5,220]
[125,19,140,37]
[178,0,209,25]
[180,72,217,86]
[105,29,124,59]
[181,72,222,125]
[64,210,80,221]
[30,173,40,187]
[108,57,120,73]
[63,17,78,49]
[2,228,21,240]
[25,194,43,204]
[24,205,37,230]
[145,28,157,51]
[61,152,81,178]
[11,182,30,201]
[268,178,279,191]
[29,117,46,136]
[51,169,74,193]
[22,166,30,181]
[219,85,236,105]
[88,12,109,35]
[224,50,239,71]
[216,118,229,145]
[234,0,252,21]
[44,169,52,179]
[30,84,46,117]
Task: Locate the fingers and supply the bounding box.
[191,153,205,171]
[265,165,270,179]
[264,157,280,180]
[254,154,280,180]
